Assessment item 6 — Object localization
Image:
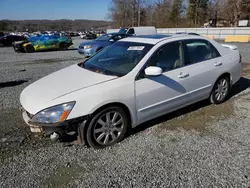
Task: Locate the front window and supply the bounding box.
[146,41,185,72]
[81,42,153,76]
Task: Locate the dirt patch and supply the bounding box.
[43,163,85,188]
[155,99,235,133]
[242,63,250,77]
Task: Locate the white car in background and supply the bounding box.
[20,35,241,149]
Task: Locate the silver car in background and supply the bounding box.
[20,35,241,149]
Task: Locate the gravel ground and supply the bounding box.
[1,39,250,187]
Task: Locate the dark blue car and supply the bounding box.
[78,33,131,57]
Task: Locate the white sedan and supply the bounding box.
[20,35,241,149]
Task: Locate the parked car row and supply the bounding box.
[20,33,241,149]
[78,27,158,57]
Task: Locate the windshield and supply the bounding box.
[96,34,113,41]
[118,28,127,34]
[81,42,153,76]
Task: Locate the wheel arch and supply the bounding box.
[90,102,133,129]
[217,72,232,86]
[210,72,232,95]
[80,102,133,147]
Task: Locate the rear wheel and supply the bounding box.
[86,106,128,149]
[59,42,68,51]
[25,45,35,53]
[210,76,230,104]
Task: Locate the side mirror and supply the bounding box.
[109,38,115,42]
[145,66,162,76]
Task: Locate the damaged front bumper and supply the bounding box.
[13,41,26,52]
[22,109,89,144]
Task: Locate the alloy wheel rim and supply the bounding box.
[214,78,228,101]
[93,111,124,145]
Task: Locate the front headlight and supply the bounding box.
[31,102,75,124]
[84,45,92,49]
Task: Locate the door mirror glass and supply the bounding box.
[145,66,162,76]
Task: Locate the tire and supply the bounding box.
[25,45,35,53]
[210,76,230,104]
[86,106,128,149]
[0,43,3,47]
[59,42,68,51]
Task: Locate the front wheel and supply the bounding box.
[0,43,3,47]
[25,45,35,53]
[210,76,230,104]
[86,106,128,149]
[59,42,68,51]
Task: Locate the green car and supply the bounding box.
[13,35,73,53]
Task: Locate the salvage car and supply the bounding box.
[78,33,131,57]
[20,35,241,149]
[0,35,26,47]
[13,35,73,53]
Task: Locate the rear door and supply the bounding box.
[47,35,58,49]
[182,39,222,102]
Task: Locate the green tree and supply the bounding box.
[169,0,183,27]
[187,0,209,27]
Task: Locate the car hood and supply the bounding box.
[20,64,117,114]
[79,40,109,47]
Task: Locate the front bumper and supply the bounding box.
[22,110,43,133]
[78,48,94,57]
[67,42,73,47]
[22,109,89,138]
[13,42,26,53]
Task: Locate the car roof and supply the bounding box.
[120,34,208,45]
[133,34,172,39]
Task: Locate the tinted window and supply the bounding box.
[146,41,185,72]
[112,34,125,41]
[183,39,220,64]
[81,42,153,76]
[14,36,24,41]
[127,28,135,35]
[96,34,113,41]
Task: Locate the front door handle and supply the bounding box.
[214,62,222,67]
[178,72,189,79]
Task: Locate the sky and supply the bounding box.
[0,0,112,20]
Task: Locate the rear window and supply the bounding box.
[127,28,135,35]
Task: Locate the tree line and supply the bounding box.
[0,19,111,32]
[108,0,250,28]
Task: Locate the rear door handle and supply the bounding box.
[214,62,222,66]
[178,72,189,79]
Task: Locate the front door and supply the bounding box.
[135,41,191,123]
